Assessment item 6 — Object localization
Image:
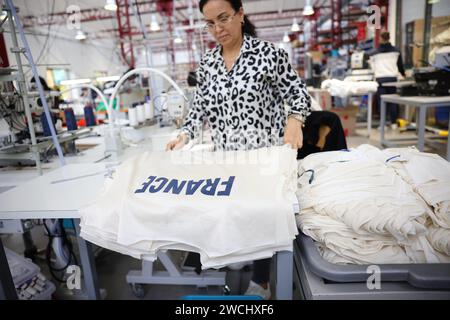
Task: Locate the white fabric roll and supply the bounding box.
[128,107,138,127]
[144,102,154,119]
[136,104,145,123]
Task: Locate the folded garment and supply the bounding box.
[384,147,450,229]
[79,145,299,269]
[321,79,378,98]
[296,145,450,265]
[298,145,429,241]
[297,209,412,264]
[427,223,450,256]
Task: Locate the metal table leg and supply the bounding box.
[73,219,101,300]
[275,250,293,300]
[380,99,387,146]
[0,238,18,300]
[417,105,426,151]
[367,94,373,138]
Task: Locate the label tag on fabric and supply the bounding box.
[134,175,236,197]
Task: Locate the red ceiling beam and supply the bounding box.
[331,0,342,48]
[116,0,135,68]
[21,5,330,28]
[20,1,191,28]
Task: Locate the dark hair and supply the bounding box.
[199,0,257,37]
[381,31,390,42]
[187,71,197,87]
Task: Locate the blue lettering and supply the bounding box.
[163,179,187,195]
[135,176,235,196]
[134,176,156,193]
[217,176,235,196]
[200,178,221,196]
[148,177,169,193]
[186,180,204,195]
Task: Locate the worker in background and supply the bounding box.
[166,0,311,299]
[369,31,406,129]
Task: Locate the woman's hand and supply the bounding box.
[166,133,188,151]
[284,117,303,149]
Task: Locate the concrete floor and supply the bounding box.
[2,121,448,300]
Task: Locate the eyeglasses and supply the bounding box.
[203,12,238,32]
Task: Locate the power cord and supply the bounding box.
[43,219,78,283]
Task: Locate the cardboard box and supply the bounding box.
[330,105,359,137]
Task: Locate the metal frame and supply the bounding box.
[331,0,342,49]
[293,240,450,300]
[116,0,136,68]
[2,5,43,174]
[0,237,18,300]
[73,219,101,300]
[126,251,226,288]
[275,250,293,300]
[380,94,450,160]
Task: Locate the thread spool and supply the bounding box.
[40,112,55,137]
[64,108,78,131]
[136,104,145,124]
[144,101,154,119]
[84,106,96,127]
[128,106,138,127]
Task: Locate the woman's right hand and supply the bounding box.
[166,133,188,151]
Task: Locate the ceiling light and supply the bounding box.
[291,18,300,32]
[303,0,315,16]
[283,32,290,43]
[104,0,117,11]
[75,30,87,40]
[174,31,183,44]
[150,14,160,31]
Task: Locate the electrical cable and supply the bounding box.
[43,219,78,283]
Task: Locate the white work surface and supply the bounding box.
[0,163,108,219]
[0,123,293,300]
[381,81,416,88]
[0,124,178,189]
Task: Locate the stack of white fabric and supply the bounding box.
[321,79,378,98]
[296,144,450,265]
[79,145,299,269]
[383,147,450,258]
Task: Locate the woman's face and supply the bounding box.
[202,0,244,46]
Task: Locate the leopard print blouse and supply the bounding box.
[181,34,311,151]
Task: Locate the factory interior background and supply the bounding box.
[0,0,450,303]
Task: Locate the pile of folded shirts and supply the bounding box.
[79,145,299,269]
[296,144,450,264]
[321,79,378,98]
[384,147,450,258]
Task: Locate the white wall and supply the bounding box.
[4,31,123,81]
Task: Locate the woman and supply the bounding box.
[166,0,311,299]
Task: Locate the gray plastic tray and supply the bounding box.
[296,232,450,289]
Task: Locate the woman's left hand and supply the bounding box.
[284,117,303,149]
